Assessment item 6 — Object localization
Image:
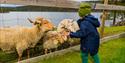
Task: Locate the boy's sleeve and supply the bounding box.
[70,22,87,38]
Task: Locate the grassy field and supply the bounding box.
[98,26,125,37]
[99,38,125,63]
[37,38,125,63]
[0,26,125,63]
[0,52,16,63]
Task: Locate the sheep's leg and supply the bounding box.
[17,50,23,63]
[49,50,52,53]
[45,49,48,54]
[18,56,22,62]
[27,49,30,59]
[16,45,24,63]
[27,49,30,63]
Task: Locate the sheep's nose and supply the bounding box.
[48,25,54,30]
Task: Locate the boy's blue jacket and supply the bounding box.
[70,14,100,56]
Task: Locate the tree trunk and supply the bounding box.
[113,11,116,25]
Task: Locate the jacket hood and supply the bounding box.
[85,15,100,27]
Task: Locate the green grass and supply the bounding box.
[99,38,125,63]
[38,52,81,63]
[0,52,17,63]
[98,26,125,37]
[37,38,125,63]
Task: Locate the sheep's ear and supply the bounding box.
[27,18,34,23]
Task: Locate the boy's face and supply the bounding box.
[78,3,91,17]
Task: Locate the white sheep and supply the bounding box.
[0,17,54,61]
[57,19,79,32]
[42,29,69,54]
[42,19,79,54]
[57,19,80,46]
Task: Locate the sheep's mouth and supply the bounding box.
[44,29,52,33]
[49,27,55,31]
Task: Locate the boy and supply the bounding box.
[68,3,100,63]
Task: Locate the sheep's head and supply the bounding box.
[58,19,78,32]
[28,17,54,31]
[55,33,66,44]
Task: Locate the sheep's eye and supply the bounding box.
[44,23,46,24]
[44,22,48,24]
